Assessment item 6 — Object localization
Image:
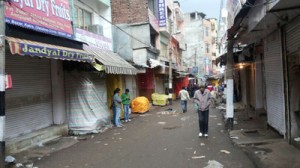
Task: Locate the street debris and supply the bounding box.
[180,116,190,121]
[209,115,217,118]
[200,143,205,146]
[204,160,224,168]
[217,123,222,126]
[230,136,239,139]
[158,122,166,125]
[216,106,226,110]
[193,151,197,154]
[5,155,16,163]
[294,137,300,142]
[164,148,168,151]
[220,150,231,154]
[234,121,238,125]
[16,163,24,167]
[185,147,193,150]
[104,143,108,146]
[254,150,266,155]
[192,156,205,159]
[113,132,121,135]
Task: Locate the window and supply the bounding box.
[206,43,210,53]
[205,27,209,37]
[74,6,92,30]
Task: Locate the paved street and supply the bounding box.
[34,101,255,168]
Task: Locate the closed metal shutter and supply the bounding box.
[264,30,286,135]
[5,54,53,138]
[286,15,300,54]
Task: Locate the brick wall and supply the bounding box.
[111,0,149,24]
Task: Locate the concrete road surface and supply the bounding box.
[34,101,255,168]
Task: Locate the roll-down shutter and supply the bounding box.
[5,54,53,138]
[286,15,300,54]
[264,30,286,135]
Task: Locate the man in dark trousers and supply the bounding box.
[194,85,211,137]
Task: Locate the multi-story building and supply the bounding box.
[183,12,206,83]
[203,18,218,76]
[111,0,161,99]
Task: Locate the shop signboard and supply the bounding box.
[75,28,112,51]
[5,0,73,39]
[158,0,167,27]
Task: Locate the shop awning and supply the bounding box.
[83,45,137,75]
[6,37,94,63]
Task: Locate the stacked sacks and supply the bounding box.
[131,97,150,113]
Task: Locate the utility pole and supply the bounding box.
[226,38,234,130]
[0,0,5,166]
[168,37,173,105]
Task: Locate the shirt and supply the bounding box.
[113,93,122,108]
[121,93,131,105]
[193,89,211,111]
[179,89,190,101]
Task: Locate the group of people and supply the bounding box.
[111,88,132,128]
[179,85,212,137]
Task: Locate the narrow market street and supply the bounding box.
[34,101,255,168]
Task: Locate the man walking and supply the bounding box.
[194,85,211,137]
[179,87,190,113]
[121,89,131,122]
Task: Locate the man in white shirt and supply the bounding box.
[179,87,190,113]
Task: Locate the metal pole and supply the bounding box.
[168,37,173,105]
[0,0,5,166]
[226,38,234,130]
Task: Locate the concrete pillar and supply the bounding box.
[51,60,66,125]
[226,39,234,130]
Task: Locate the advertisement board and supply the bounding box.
[5,0,73,39]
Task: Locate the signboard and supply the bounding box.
[5,0,73,39]
[20,43,93,62]
[158,0,167,27]
[75,28,112,51]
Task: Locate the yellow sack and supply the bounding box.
[152,93,169,106]
[131,97,150,113]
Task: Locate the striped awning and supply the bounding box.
[6,37,94,63]
[83,45,137,75]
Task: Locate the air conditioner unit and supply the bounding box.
[88,24,103,35]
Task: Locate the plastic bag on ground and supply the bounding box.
[131,97,150,113]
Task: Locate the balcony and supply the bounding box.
[160,19,173,37]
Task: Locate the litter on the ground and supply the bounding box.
[192,156,205,159]
[220,150,231,154]
[5,155,16,163]
[230,136,239,139]
[164,148,168,151]
[294,137,300,142]
[193,151,197,154]
[104,143,108,146]
[158,122,166,125]
[209,115,217,118]
[204,160,224,168]
[217,123,222,126]
[200,143,205,146]
[234,121,238,125]
[113,132,121,135]
[16,163,24,167]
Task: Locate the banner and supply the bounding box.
[5,0,73,39]
[158,0,167,27]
